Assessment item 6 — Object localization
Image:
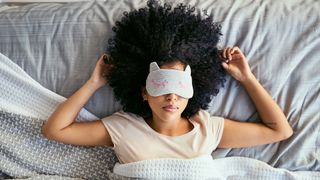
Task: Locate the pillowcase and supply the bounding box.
[0,0,128,118]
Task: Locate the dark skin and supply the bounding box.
[42,47,293,149]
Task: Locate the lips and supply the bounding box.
[162,105,179,112]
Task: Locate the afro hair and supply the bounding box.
[106,0,226,118]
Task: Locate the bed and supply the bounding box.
[0,0,319,179]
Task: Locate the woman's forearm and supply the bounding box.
[42,80,100,136]
[241,75,293,137]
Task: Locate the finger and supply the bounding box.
[226,47,232,60]
[218,50,224,60]
[103,54,110,64]
[100,54,106,59]
[223,47,231,60]
[230,46,240,54]
[98,54,105,61]
[218,49,228,62]
[221,62,229,70]
[222,48,228,59]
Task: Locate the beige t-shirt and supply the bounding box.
[101,109,224,164]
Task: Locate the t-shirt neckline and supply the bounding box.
[137,116,198,138]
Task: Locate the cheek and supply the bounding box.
[146,96,162,107]
[181,100,189,109]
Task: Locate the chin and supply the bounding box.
[159,110,182,119]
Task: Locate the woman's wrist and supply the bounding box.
[86,79,104,92]
[239,72,256,86]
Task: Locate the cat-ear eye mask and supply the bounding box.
[146,62,193,99]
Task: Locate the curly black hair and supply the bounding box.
[106,0,226,118]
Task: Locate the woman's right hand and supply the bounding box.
[88,54,114,89]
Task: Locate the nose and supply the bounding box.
[166,93,178,101]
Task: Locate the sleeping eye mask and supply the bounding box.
[146,62,193,99]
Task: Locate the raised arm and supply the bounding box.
[41,55,113,146]
[218,47,293,148]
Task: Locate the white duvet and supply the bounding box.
[113,155,320,179]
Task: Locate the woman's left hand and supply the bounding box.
[221,46,254,83]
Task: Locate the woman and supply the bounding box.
[42,0,292,164]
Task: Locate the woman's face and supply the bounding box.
[143,61,189,121]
